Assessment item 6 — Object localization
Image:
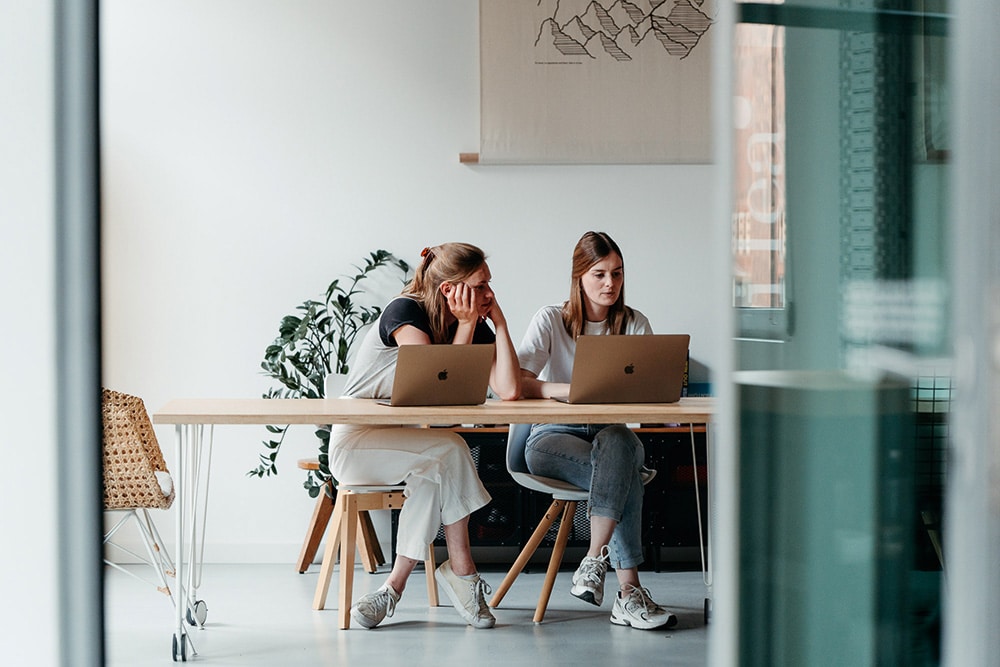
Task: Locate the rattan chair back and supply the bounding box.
[102,389,174,511]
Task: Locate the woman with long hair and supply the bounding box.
[516,231,676,630]
[332,242,520,629]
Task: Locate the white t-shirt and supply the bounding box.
[516,304,653,383]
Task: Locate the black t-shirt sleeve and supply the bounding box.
[378,296,498,346]
[379,297,432,346]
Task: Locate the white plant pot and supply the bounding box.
[324,372,348,399]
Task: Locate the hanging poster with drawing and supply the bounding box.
[479,0,716,164]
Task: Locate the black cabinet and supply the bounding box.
[640,428,709,569]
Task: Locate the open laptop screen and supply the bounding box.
[380,344,494,406]
[559,334,690,404]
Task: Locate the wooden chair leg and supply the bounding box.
[337,492,360,629]
[312,491,346,610]
[355,514,377,573]
[355,511,385,573]
[535,500,576,623]
[489,498,564,608]
[297,484,335,573]
[425,544,439,606]
[360,511,386,565]
[312,489,434,626]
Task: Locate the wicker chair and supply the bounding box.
[102,389,179,609]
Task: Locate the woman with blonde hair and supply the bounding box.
[332,242,520,630]
[516,231,676,630]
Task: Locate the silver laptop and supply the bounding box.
[379,344,494,406]
[556,334,690,404]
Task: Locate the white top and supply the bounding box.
[516,304,653,383]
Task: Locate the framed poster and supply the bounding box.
[479,0,717,164]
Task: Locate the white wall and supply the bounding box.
[100,0,722,562]
[1,2,60,663]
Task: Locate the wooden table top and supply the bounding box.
[152,397,714,427]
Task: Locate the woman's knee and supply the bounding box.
[599,424,635,442]
[595,425,639,454]
[594,425,644,469]
[433,434,485,485]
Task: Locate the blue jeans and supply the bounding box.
[525,423,646,570]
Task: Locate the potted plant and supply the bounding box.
[247,249,411,497]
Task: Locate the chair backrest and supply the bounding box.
[505,423,588,499]
[506,423,533,475]
[102,389,175,511]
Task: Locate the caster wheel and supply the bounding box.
[187,599,208,626]
[172,633,187,662]
[704,598,711,624]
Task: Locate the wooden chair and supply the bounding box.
[488,423,590,623]
[295,458,385,574]
[312,484,439,629]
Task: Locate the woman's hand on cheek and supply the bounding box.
[446,282,479,325]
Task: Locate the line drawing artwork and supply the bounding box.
[479,0,716,163]
[534,0,714,63]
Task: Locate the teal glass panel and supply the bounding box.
[733,2,949,665]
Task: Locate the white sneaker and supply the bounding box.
[350,583,401,629]
[610,584,677,630]
[435,560,496,629]
[571,546,610,606]
[640,465,657,485]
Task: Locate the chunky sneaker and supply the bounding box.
[435,560,496,629]
[350,583,400,629]
[610,584,678,630]
[571,545,610,606]
[640,465,658,485]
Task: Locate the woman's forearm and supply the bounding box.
[490,320,522,401]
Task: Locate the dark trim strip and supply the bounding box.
[737,3,949,37]
[54,0,104,665]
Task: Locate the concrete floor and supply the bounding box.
[105,562,710,665]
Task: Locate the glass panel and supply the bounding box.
[732,2,949,665]
[732,5,790,341]
[733,22,786,311]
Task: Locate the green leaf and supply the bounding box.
[278,315,302,337]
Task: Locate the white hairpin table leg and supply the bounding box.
[691,423,712,624]
[173,425,188,661]
[172,424,208,662]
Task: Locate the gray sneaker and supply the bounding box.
[350,583,400,629]
[571,546,610,606]
[610,584,677,630]
[435,560,496,629]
